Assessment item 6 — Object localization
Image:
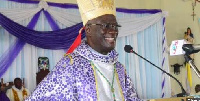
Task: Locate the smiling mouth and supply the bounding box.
[105,37,116,43]
[105,37,115,40]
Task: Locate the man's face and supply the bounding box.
[14,79,22,90]
[86,14,119,55]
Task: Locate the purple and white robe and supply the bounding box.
[25,41,143,101]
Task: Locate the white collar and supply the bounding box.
[74,41,118,64]
[12,85,24,92]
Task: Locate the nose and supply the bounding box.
[108,29,118,34]
[108,30,118,38]
[108,31,118,34]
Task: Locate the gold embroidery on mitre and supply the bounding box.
[96,0,114,9]
[76,0,116,25]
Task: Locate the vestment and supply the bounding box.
[25,41,142,101]
[0,91,10,101]
[6,86,29,101]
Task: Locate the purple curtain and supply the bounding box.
[0,10,86,77]
[0,10,85,77]
[0,13,85,50]
[43,10,60,30]
[0,10,42,77]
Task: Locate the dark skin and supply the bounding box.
[14,79,22,90]
[85,14,118,55]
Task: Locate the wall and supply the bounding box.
[44,0,200,95]
[115,0,200,95]
[161,0,200,95]
[118,0,200,95]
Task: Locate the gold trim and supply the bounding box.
[91,63,99,101]
[115,68,125,101]
[64,54,74,65]
[12,88,27,101]
[64,53,69,57]
[96,0,114,9]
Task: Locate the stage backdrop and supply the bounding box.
[0,0,170,99]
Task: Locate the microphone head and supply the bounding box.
[124,45,133,53]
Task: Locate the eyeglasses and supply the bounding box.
[87,23,121,30]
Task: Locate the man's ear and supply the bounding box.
[85,25,92,36]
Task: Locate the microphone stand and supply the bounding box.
[130,50,188,97]
[184,54,200,78]
[182,44,200,78]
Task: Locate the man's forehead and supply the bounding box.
[15,79,22,82]
[89,14,116,22]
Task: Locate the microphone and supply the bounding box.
[124,45,133,53]
[124,45,188,97]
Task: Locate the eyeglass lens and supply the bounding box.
[102,24,120,30]
[87,23,121,30]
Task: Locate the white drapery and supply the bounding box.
[0,0,170,99]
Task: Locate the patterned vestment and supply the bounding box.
[25,41,143,101]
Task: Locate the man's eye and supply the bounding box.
[110,24,115,28]
[104,24,110,28]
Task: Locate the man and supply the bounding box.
[26,0,143,100]
[6,78,30,101]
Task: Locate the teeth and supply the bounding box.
[105,38,114,40]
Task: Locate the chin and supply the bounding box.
[108,44,115,50]
[105,46,115,52]
[101,41,116,52]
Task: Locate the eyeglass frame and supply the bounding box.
[86,23,121,30]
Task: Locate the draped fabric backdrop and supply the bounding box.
[0,0,170,99]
